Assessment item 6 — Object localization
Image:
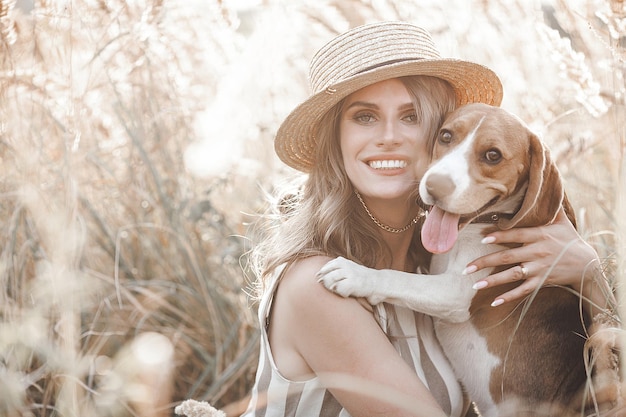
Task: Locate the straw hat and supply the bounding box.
[275,21,503,172]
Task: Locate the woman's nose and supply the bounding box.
[378,119,401,146]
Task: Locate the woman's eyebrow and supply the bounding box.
[344,101,414,111]
[344,101,378,110]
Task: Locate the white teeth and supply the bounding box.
[368,160,407,170]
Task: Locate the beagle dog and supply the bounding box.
[318,103,599,416]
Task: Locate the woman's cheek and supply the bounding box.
[414,155,429,181]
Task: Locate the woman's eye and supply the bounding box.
[354,113,376,123]
[402,113,418,123]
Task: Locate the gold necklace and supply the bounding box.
[355,191,423,234]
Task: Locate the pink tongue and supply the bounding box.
[421,206,461,254]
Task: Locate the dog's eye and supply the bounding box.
[438,130,453,144]
[484,149,502,163]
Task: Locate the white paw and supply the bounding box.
[317,256,374,300]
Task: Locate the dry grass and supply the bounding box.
[0,0,623,416]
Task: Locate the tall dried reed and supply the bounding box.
[1,0,261,415]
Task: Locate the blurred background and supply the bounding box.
[0,0,623,416]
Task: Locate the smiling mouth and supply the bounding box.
[368,160,407,170]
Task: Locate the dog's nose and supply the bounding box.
[425,173,455,201]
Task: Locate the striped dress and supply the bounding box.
[241,266,467,417]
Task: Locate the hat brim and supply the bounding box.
[275,58,503,172]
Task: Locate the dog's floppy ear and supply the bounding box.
[498,133,570,230]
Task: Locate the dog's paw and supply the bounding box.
[584,312,622,411]
[317,257,380,302]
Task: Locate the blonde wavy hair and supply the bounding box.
[250,76,456,296]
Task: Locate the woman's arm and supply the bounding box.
[465,209,615,315]
[270,256,447,417]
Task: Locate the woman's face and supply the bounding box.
[339,78,429,201]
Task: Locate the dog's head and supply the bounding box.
[419,103,575,254]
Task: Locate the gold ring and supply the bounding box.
[520,264,528,279]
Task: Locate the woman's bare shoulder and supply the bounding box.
[279,255,373,312]
[276,255,342,313]
[270,255,353,379]
[275,255,377,347]
[281,255,332,288]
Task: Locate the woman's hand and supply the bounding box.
[465,209,612,310]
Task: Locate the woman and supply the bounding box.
[242,21,612,417]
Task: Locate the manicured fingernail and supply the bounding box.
[481,236,496,244]
[491,298,505,307]
[462,265,477,275]
[473,280,488,290]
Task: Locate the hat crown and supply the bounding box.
[309,22,441,93]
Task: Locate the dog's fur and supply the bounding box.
[318,103,609,416]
